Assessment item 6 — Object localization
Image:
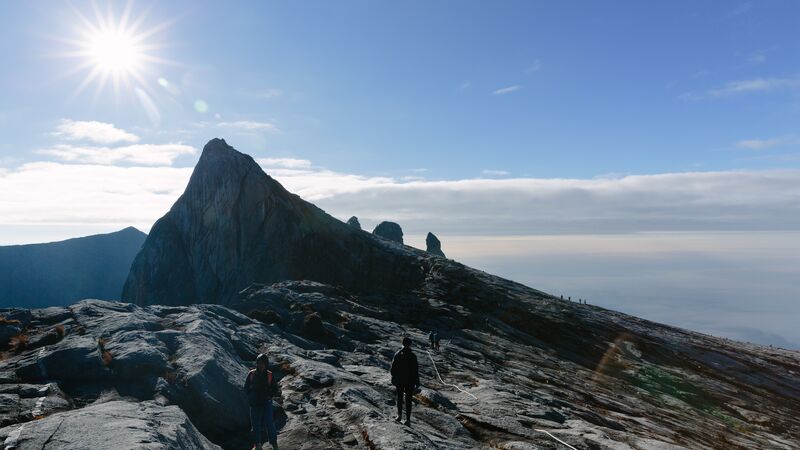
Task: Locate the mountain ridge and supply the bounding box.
[0,227,146,308]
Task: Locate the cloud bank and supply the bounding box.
[3,156,798,239]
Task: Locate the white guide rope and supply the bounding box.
[424,349,577,450]
[425,350,478,401]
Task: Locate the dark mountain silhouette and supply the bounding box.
[123,138,425,306]
[0,139,797,449]
[0,227,146,307]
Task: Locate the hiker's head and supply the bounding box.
[256,353,268,371]
[402,336,412,348]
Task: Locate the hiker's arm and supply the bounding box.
[270,374,278,398]
[413,355,420,387]
[244,372,252,392]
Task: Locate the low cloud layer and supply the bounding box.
[259,163,800,236]
[3,158,798,238]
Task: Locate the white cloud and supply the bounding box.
[682,78,800,100]
[736,136,800,150]
[218,121,279,131]
[525,60,542,74]
[481,169,509,176]
[492,85,521,95]
[37,143,196,166]
[258,158,313,169]
[54,119,140,144]
[0,162,192,230]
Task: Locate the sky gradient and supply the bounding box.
[1,1,799,347]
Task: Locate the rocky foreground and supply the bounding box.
[1,272,798,449]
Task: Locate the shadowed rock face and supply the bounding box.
[373,221,403,244]
[0,227,146,308]
[122,139,425,306]
[426,232,445,257]
[346,216,361,230]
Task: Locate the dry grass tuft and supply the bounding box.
[101,350,113,366]
[0,315,21,325]
[9,334,29,354]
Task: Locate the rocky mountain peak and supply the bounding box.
[122,139,426,307]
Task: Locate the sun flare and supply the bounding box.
[56,2,172,105]
[88,29,142,74]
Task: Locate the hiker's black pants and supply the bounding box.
[396,384,414,419]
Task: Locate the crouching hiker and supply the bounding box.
[390,336,420,426]
[245,353,279,450]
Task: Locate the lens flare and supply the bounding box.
[54,1,174,105]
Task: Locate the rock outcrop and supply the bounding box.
[346,216,361,230]
[372,221,403,244]
[426,232,445,257]
[122,139,423,306]
[0,400,220,450]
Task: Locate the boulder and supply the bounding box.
[0,400,220,449]
[372,221,404,244]
[346,216,361,229]
[15,334,110,383]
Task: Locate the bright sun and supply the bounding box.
[57,3,171,103]
[88,29,142,74]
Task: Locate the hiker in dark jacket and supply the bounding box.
[390,336,420,426]
[244,353,279,450]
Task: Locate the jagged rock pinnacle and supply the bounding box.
[346,216,361,230]
[426,232,445,257]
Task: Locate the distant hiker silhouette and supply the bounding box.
[244,353,279,450]
[434,332,441,351]
[428,330,437,349]
[390,336,420,426]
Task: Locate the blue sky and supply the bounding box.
[1,1,799,347]
[2,1,800,177]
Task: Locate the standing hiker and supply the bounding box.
[244,353,279,450]
[390,336,420,426]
